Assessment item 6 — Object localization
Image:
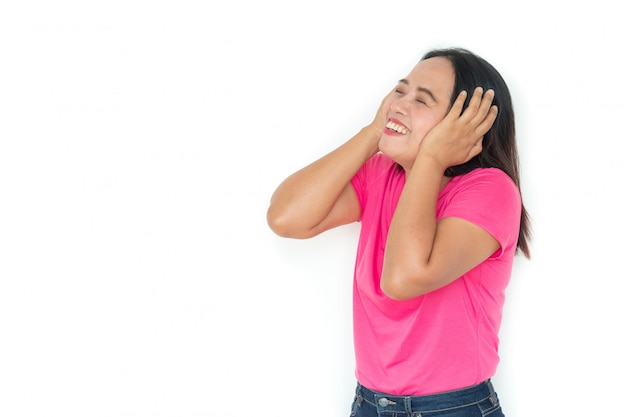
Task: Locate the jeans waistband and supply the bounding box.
[356,380,498,413]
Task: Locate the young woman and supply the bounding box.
[267,47,530,417]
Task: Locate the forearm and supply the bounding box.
[380,155,446,298]
[267,125,380,237]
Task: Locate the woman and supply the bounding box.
[267,47,530,416]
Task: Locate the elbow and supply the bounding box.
[266,205,310,239]
[380,267,433,300]
[266,206,292,237]
[380,277,416,301]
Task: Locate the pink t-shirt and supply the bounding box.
[350,153,521,395]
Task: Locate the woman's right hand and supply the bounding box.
[367,88,395,141]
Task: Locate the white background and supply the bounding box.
[1,1,625,416]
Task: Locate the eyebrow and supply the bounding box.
[398,79,438,103]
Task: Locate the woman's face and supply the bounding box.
[378,56,456,170]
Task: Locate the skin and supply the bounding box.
[267,57,500,300]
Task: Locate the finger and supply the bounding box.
[463,88,495,128]
[447,90,468,118]
[461,87,485,119]
[475,105,498,136]
[476,89,495,119]
[376,89,395,124]
[463,87,497,135]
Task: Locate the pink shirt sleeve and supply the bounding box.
[438,168,521,257]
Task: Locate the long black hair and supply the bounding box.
[422,47,531,258]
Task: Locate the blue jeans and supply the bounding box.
[350,380,505,417]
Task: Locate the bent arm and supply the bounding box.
[266,125,380,238]
[380,156,500,299]
[381,88,500,299]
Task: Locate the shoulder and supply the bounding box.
[445,168,520,207]
[351,153,405,210]
[439,168,521,250]
[453,168,517,192]
[352,153,402,188]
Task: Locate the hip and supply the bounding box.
[350,380,504,417]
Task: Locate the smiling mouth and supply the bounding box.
[386,121,410,135]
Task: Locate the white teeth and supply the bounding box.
[386,121,409,134]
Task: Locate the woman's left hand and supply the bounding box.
[418,87,498,171]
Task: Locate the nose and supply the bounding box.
[389,95,409,115]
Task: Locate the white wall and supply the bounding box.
[1,1,624,416]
